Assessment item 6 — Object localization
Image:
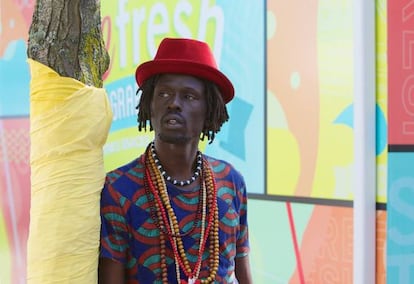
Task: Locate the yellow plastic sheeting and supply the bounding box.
[26,59,113,284]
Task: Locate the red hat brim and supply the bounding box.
[135,59,234,104]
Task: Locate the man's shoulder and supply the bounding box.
[204,155,242,178]
[105,154,145,184]
[205,155,230,166]
[102,155,146,201]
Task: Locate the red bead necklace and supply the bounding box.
[144,144,219,283]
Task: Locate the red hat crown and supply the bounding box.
[135,38,234,104]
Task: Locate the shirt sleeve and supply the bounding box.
[100,177,130,264]
[236,174,250,258]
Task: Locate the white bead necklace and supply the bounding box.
[150,142,202,186]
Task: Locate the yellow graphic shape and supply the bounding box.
[267,90,300,195]
[313,107,354,199]
[315,0,354,199]
[0,210,11,284]
[104,127,153,171]
[376,0,388,203]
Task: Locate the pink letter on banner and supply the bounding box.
[388,0,414,144]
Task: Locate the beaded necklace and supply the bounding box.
[144,143,220,284]
[150,142,202,186]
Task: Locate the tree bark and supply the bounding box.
[27,0,109,88]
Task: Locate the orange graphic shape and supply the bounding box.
[1,0,34,56]
[267,0,320,197]
[290,206,353,283]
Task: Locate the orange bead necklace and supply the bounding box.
[144,144,220,283]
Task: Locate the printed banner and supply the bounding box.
[0,0,389,283]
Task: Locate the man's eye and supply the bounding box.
[158,92,170,97]
[186,94,196,100]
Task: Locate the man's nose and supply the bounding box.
[167,93,182,111]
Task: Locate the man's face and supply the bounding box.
[150,74,207,145]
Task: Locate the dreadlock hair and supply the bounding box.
[135,74,230,144]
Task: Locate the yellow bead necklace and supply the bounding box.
[144,143,220,283]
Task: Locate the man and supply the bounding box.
[99,38,253,284]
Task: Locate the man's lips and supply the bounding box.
[162,113,184,126]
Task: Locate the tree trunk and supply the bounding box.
[26,2,112,284]
[27,0,109,88]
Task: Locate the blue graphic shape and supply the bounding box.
[104,76,139,132]
[375,105,387,155]
[0,40,30,117]
[387,152,414,284]
[334,103,387,155]
[334,104,353,127]
[206,0,265,194]
[219,98,253,160]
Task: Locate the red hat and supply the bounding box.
[135,38,234,104]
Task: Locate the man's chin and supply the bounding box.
[158,133,190,145]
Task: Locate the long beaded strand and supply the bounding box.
[145,151,197,278]
[145,164,199,277]
[172,178,207,283]
[144,145,220,283]
[193,178,207,279]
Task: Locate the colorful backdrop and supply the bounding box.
[0,0,408,283]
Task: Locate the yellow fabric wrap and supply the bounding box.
[26,59,113,283]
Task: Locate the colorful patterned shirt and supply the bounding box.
[100,154,250,283]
